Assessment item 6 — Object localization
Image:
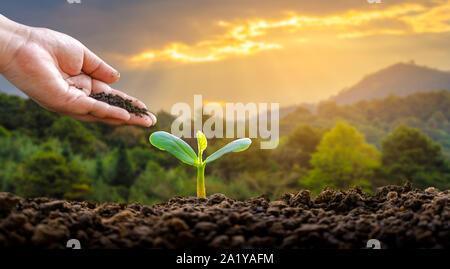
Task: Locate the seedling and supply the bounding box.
[149,131,251,198]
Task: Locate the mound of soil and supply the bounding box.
[0,183,448,248]
[87,90,148,117]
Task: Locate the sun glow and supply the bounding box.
[127,1,450,67]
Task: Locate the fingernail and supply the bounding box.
[150,114,157,125]
[110,69,120,79]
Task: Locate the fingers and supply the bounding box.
[63,113,126,126]
[82,47,120,84]
[63,76,157,127]
[65,75,149,111]
[69,93,131,121]
[127,113,155,127]
[90,79,157,126]
[65,74,92,95]
[63,112,153,127]
[91,79,148,110]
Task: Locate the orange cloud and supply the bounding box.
[127,1,450,67]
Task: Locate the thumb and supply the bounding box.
[82,47,120,84]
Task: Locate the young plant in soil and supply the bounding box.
[149,131,251,198]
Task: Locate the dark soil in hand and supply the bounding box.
[88,91,148,117]
[0,183,448,248]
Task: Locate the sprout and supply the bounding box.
[149,131,251,198]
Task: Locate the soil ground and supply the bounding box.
[0,183,448,248]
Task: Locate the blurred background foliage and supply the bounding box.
[0,90,449,204]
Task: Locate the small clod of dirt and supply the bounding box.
[77,88,148,117]
[0,183,448,249]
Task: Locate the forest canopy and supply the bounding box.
[0,90,449,204]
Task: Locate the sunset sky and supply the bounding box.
[1,0,450,111]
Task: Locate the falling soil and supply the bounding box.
[0,183,448,248]
[81,89,148,117]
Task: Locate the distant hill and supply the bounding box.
[331,62,450,105]
[280,90,450,157]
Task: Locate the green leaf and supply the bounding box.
[197,130,207,155]
[204,138,251,164]
[149,131,198,166]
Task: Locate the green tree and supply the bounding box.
[108,126,146,148]
[0,94,24,130]
[0,133,40,193]
[61,140,73,161]
[48,117,96,156]
[302,122,380,193]
[21,99,59,138]
[0,125,10,138]
[14,152,91,200]
[209,138,272,182]
[95,155,104,181]
[381,125,450,189]
[111,140,135,188]
[273,124,323,169]
[129,161,194,205]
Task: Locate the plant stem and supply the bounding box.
[196,148,206,198]
[197,164,206,198]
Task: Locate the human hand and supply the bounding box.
[0,15,156,127]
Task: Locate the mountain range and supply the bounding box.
[330,61,450,105]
